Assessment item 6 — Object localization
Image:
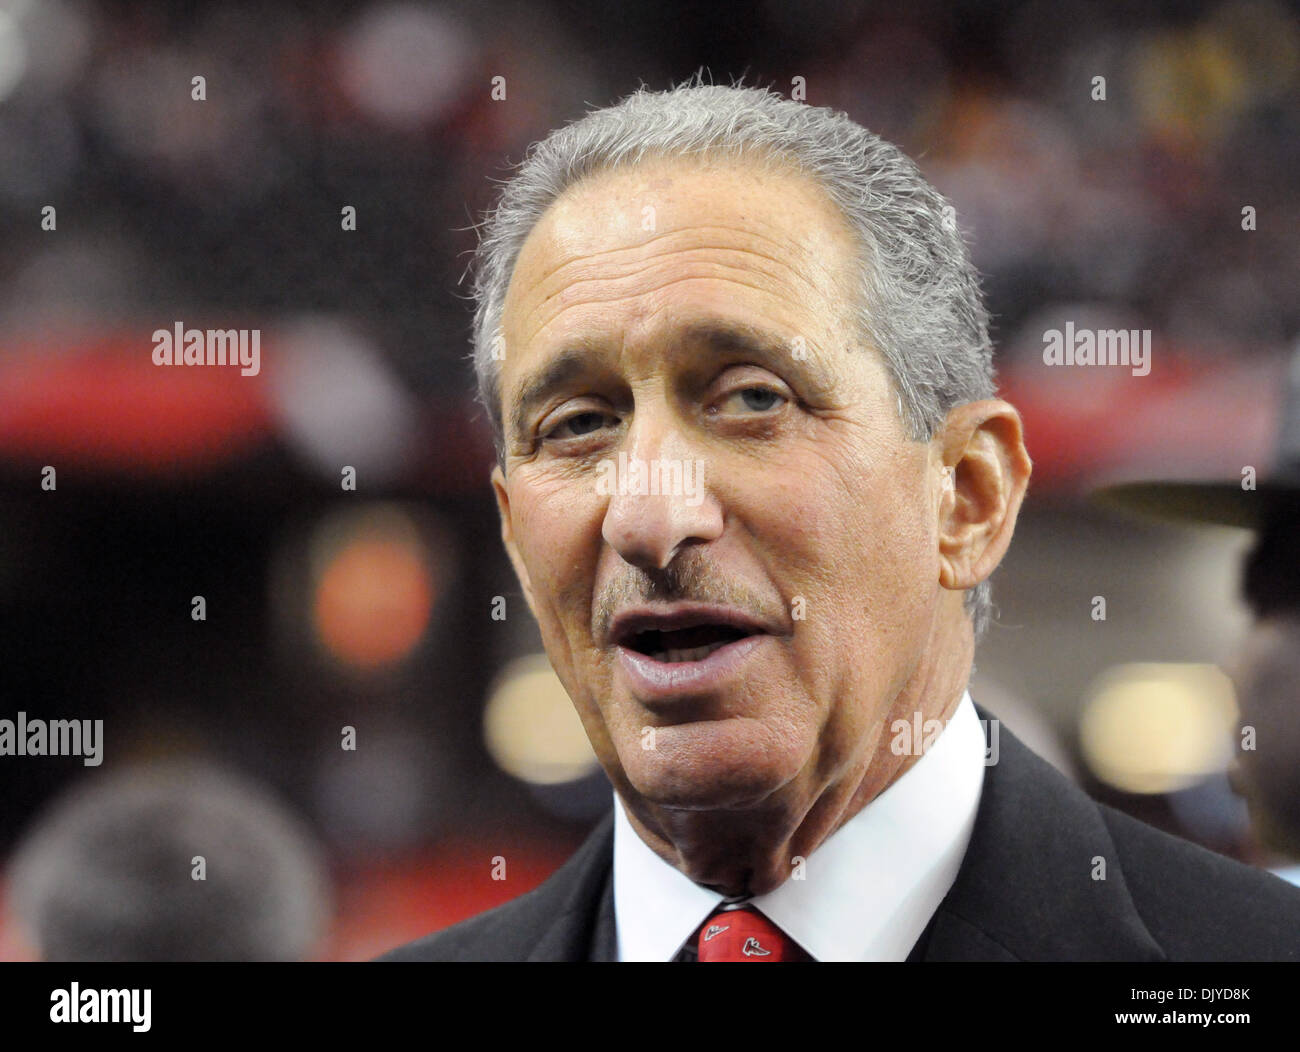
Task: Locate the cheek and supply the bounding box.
[756,445,938,743]
[773,443,935,623]
[513,475,599,610]
[511,482,618,737]
[794,488,936,763]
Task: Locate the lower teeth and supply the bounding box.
[650,641,728,663]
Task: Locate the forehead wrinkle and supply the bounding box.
[514,242,850,351]
[508,205,857,343]
[520,262,822,345]
[536,220,830,285]
[523,219,847,308]
[533,237,800,307]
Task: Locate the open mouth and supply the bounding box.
[611,607,771,699]
[623,624,753,664]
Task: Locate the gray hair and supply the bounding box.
[469,79,997,637]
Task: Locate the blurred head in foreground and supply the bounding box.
[476,81,1031,896]
[7,761,330,961]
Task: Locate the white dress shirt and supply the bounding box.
[613,691,987,961]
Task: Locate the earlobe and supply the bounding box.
[491,464,539,620]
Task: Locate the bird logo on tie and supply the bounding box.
[695,906,809,961]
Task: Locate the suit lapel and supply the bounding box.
[524,811,617,961]
[588,860,618,961]
[914,706,1165,961]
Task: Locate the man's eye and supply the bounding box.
[544,410,614,441]
[719,387,786,413]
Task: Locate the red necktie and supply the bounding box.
[694,906,812,962]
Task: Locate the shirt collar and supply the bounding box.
[613,691,987,961]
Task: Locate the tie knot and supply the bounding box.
[695,906,811,962]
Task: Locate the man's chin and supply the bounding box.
[617,736,802,811]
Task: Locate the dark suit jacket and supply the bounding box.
[379,712,1300,961]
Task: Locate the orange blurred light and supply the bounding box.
[312,526,434,669]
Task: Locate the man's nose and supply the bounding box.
[600,418,723,571]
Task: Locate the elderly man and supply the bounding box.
[383,83,1300,961]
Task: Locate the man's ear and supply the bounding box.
[934,399,1032,593]
[491,464,539,621]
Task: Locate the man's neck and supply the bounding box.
[619,648,972,897]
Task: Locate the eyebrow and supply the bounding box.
[681,320,793,363]
[508,347,595,444]
[506,320,808,443]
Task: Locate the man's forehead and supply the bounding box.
[497,157,860,389]
[505,158,856,309]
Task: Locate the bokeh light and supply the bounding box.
[1079,663,1240,794]
[483,654,599,786]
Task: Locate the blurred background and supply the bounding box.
[1,0,1299,959]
